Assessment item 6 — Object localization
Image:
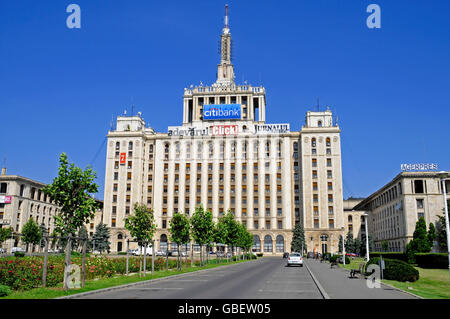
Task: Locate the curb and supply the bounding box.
[304,261,330,299]
[57,259,260,299]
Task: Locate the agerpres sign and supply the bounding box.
[203,104,241,120]
[254,124,290,134]
[401,163,438,171]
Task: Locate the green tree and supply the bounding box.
[338,235,343,253]
[291,223,306,253]
[42,153,100,290]
[213,217,228,261]
[427,222,437,251]
[406,217,432,262]
[353,238,362,255]
[0,227,13,247]
[381,240,389,252]
[190,205,214,266]
[222,210,241,257]
[21,219,42,252]
[92,222,110,254]
[239,223,253,258]
[124,203,156,275]
[169,212,190,270]
[436,200,449,252]
[360,234,374,256]
[345,232,355,253]
[78,225,90,252]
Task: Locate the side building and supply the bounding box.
[353,171,450,252]
[102,8,345,255]
[0,168,103,252]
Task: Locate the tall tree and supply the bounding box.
[406,217,432,262]
[427,222,437,251]
[338,235,343,253]
[78,225,90,252]
[345,232,355,253]
[291,223,306,253]
[353,238,362,255]
[360,234,374,256]
[42,152,100,290]
[22,218,42,252]
[190,205,214,266]
[222,210,240,257]
[0,227,13,248]
[214,217,228,261]
[381,240,389,252]
[169,212,190,271]
[124,203,156,276]
[92,222,110,254]
[436,201,449,251]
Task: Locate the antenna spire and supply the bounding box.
[224,4,229,28]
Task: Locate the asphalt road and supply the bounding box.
[77,257,323,299]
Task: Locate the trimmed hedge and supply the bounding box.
[414,253,449,269]
[256,253,263,257]
[367,257,419,282]
[369,252,407,262]
[0,284,12,297]
[329,255,350,264]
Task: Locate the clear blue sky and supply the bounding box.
[1,0,449,200]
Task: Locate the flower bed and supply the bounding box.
[0,255,180,291]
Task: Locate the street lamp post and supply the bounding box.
[364,213,370,262]
[438,172,450,278]
[341,227,345,265]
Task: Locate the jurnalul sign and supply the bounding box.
[203,104,241,120]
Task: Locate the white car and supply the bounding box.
[287,252,303,267]
[11,247,25,253]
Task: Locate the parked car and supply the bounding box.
[287,252,303,267]
[208,251,216,255]
[0,248,6,253]
[155,250,167,256]
[346,253,358,257]
[282,252,289,259]
[11,247,25,253]
[132,246,153,256]
[307,252,314,259]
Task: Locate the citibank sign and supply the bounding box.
[203,104,241,120]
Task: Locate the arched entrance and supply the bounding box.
[276,235,284,253]
[160,234,168,251]
[117,233,123,252]
[252,235,260,252]
[320,234,328,254]
[264,235,273,253]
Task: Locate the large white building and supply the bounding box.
[102,7,345,255]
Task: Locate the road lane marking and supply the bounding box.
[125,287,183,290]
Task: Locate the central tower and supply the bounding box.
[182,5,267,125]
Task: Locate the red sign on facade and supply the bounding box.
[211,125,239,136]
[120,152,126,164]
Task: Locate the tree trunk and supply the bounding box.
[151,240,154,274]
[63,237,71,291]
[126,239,129,275]
[143,242,147,277]
[81,238,87,287]
[42,235,49,287]
[190,243,193,268]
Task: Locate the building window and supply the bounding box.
[128,141,133,150]
[114,172,118,181]
[327,159,332,167]
[414,180,424,194]
[312,138,316,148]
[326,137,331,147]
[111,218,116,228]
[329,219,334,229]
[312,158,317,167]
[416,199,424,209]
[127,172,132,180]
[314,219,319,229]
[328,206,334,215]
[264,235,273,252]
[254,208,259,216]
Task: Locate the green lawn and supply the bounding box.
[1,258,251,299]
[328,257,450,299]
[382,267,450,299]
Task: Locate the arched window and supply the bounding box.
[264,235,273,252]
[117,234,123,240]
[276,235,284,252]
[128,141,133,150]
[252,235,261,252]
[311,138,316,148]
[326,137,331,147]
[320,234,328,242]
[115,142,120,150]
[164,143,169,153]
[318,120,322,127]
[160,234,168,250]
[348,215,353,223]
[149,144,153,153]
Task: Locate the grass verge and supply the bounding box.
[1,258,251,299]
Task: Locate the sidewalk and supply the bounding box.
[305,259,419,299]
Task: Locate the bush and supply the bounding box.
[117,252,127,255]
[256,253,263,257]
[14,252,25,258]
[329,255,350,264]
[0,284,12,297]
[367,257,419,282]
[369,252,407,262]
[415,253,449,269]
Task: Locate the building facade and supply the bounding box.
[354,171,450,252]
[0,168,103,252]
[102,8,345,255]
